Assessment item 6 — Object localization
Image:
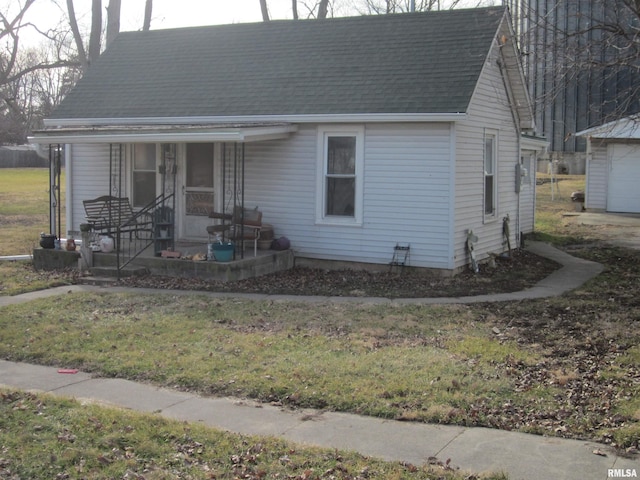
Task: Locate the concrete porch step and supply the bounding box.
[77,276,119,286]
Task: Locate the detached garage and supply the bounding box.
[578,115,640,214]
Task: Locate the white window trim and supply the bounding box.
[316,125,365,226]
[483,129,498,221]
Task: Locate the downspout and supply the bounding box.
[497,50,522,250]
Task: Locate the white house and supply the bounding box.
[578,115,640,214]
[31,6,543,273]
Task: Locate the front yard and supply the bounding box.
[1,172,639,478]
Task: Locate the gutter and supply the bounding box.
[42,113,468,129]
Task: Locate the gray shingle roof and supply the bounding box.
[51,6,506,120]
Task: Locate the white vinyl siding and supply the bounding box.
[67,143,118,233]
[585,143,608,210]
[518,152,536,234]
[243,123,453,269]
[454,32,521,269]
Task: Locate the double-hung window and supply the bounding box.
[317,126,364,225]
[484,130,498,218]
[132,144,157,208]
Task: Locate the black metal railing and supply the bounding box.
[115,193,174,277]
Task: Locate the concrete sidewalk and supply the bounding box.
[0,241,605,308]
[0,360,636,480]
[0,241,634,479]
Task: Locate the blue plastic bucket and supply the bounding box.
[209,243,234,262]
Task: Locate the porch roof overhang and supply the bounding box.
[29,122,299,145]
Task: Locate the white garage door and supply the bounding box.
[608,144,640,213]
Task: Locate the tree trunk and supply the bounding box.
[143,0,153,31]
[292,0,298,19]
[106,0,121,48]
[66,0,88,71]
[259,0,270,21]
[318,0,329,19]
[87,0,102,68]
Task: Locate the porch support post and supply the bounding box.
[49,144,62,239]
[221,142,246,260]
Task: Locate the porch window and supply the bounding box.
[317,126,364,225]
[133,144,156,208]
[484,131,497,217]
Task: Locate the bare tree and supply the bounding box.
[260,0,270,21]
[292,0,299,19]
[143,0,153,31]
[508,0,640,153]
[106,0,121,47]
[0,0,153,143]
[294,0,337,18]
[318,0,330,18]
[0,0,73,143]
[68,0,101,70]
[350,0,469,14]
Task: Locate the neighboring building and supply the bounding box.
[31,7,544,273]
[505,0,640,174]
[578,115,640,213]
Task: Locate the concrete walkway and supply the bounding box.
[0,241,605,307]
[0,241,636,479]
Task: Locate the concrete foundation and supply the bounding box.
[32,248,80,270]
[33,246,295,282]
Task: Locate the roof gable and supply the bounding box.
[51,7,507,121]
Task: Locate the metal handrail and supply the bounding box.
[116,192,174,277]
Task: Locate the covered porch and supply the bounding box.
[31,122,298,281]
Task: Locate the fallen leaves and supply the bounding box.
[119,248,559,299]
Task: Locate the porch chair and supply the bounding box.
[207,206,262,257]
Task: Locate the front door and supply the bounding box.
[182,143,216,239]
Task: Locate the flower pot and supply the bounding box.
[209,242,234,262]
[65,238,77,251]
[39,234,56,249]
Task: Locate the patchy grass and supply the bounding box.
[1,389,500,480]
[0,295,523,424]
[2,286,638,450]
[0,261,76,296]
[1,170,639,460]
[532,174,587,244]
[0,168,65,256]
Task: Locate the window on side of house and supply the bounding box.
[132,144,156,208]
[484,131,497,218]
[316,126,364,225]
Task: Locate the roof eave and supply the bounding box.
[42,112,469,130]
[29,124,299,145]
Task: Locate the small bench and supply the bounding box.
[83,195,152,238]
